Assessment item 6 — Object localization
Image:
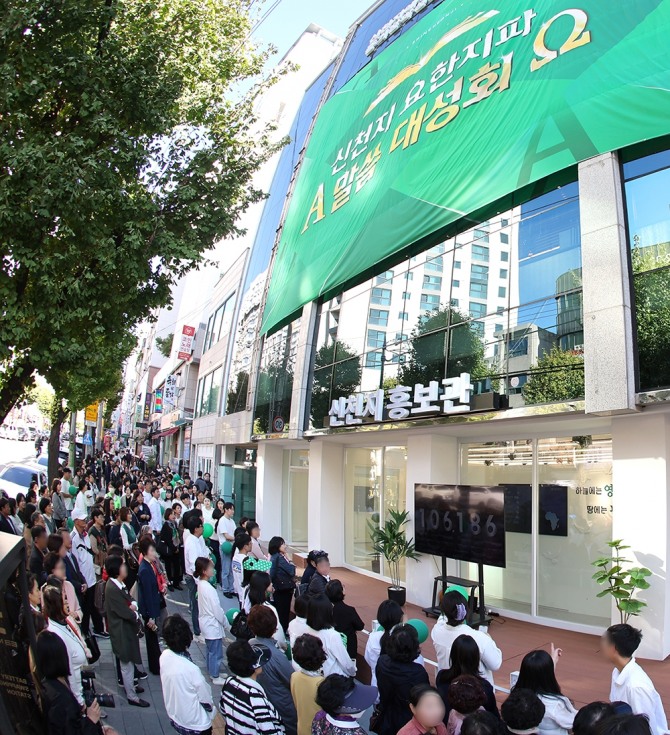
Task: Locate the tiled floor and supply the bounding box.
[96,566,670,734]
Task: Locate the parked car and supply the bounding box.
[0,464,47,498]
[2,425,19,441]
[17,427,29,442]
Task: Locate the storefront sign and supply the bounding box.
[84,402,98,425]
[177,325,196,360]
[262,0,670,334]
[164,375,177,406]
[154,388,163,414]
[328,372,473,427]
[143,392,152,422]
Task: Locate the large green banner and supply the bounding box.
[262,0,670,334]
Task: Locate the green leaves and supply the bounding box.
[368,509,421,588]
[522,346,585,404]
[590,538,652,624]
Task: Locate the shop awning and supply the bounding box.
[154,427,179,439]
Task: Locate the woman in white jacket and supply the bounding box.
[195,556,231,685]
[431,590,502,684]
[514,647,577,735]
[305,594,356,678]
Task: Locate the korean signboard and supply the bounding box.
[177,325,196,361]
[143,392,152,422]
[154,388,163,414]
[164,375,177,406]
[262,0,670,334]
[328,372,473,427]
[85,402,98,425]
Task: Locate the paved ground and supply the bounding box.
[95,583,237,735]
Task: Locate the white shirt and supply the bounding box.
[537,694,578,735]
[70,529,97,587]
[73,491,88,519]
[148,496,163,533]
[610,658,668,735]
[201,506,215,527]
[160,649,215,731]
[288,616,311,648]
[306,625,356,678]
[217,515,236,543]
[431,619,502,684]
[184,532,209,577]
[196,578,231,641]
[47,619,88,706]
[142,490,152,506]
[232,550,246,601]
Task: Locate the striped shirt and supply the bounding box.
[219,675,286,735]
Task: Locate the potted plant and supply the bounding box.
[592,539,652,623]
[368,509,420,606]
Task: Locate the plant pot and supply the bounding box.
[387,586,406,606]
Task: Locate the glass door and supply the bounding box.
[283,450,309,548]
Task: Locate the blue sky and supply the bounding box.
[251,0,371,60]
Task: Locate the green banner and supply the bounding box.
[262,0,670,334]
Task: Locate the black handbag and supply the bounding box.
[84,632,101,664]
[230,611,253,641]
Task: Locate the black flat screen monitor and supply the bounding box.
[414,483,506,568]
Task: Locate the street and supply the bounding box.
[0,437,40,470]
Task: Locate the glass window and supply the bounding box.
[365,352,382,368]
[452,280,460,288]
[471,321,485,336]
[500,269,508,279]
[501,218,509,227]
[499,286,507,298]
[472,245,489,261]
[471,264,489,282]
[495,323,504,333]
[501,251,509,262]
[474,229,489,243]
[420,294,440,311]
[451,298,459,307]
[454,261,461,269]
[508,337,528,358]
[398,311,408,321]
[624,149,670,391]
[469,282,488,299]
[208,367,223,414]
[282,450,309,547]
[368,309,389,326]
[405,271,414,281]
[423,275,442,291]
[500,232,509,244]
[367,330,386,349]
[345,447,406,579]
[425,257,443,272]
[469,302,487,318]
[402,292,411,300]
[377,270,394,285]
[371,287,392,306]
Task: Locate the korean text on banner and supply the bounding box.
[177,325,196,361]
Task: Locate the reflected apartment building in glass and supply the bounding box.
[191,0,670,659]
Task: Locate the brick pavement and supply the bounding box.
[94,584,238,735]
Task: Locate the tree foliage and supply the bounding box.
[310,341,362,428]
[26,383,55,420]
[155,333,174,359]
[0,0,280,421]
[521,346,585,404]
[398,306,488,386]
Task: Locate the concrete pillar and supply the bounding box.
[255,442,284,539]
[404,434,460,607]
[307,439,345,565]
[612,413,670,659]
[289,301,319,439]
[579,152,637,414]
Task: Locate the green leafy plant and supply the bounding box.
[368,509,420,589]
[592,539,652,623]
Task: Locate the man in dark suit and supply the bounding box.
[60,528,87,610]
[29,526,49,584]
[0,497,19,535]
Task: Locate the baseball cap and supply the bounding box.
[336,680,378,715]
[250,644,272,670]
[71,509,88,522]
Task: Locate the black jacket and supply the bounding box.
[376,654,430,735]
[42,678,102,735]
[29,546,47,584]
[307,572,329,597]
[436,670,499,720]
[332,600,364,659]
[0,514,19,535]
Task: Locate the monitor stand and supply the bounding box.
[422,557,492,628]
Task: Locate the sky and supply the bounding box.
[250,0,372,61]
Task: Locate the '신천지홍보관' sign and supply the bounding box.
[261,0,670,334]
[328,372,473,427]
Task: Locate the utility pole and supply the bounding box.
[68,411,77,468]
[96,401,104,452]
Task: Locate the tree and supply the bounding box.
[398,306,488,387]
[522,346,585,404]
[310,341,362,428]
[26,383,56,423]
[155,333,174,359]
[0,0,281,421]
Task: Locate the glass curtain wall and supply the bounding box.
[461,435,612,627]
[344,446,407,579]
[308,184,583,429]
[623,147,670,391]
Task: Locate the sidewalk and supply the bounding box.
[95,566,670,734]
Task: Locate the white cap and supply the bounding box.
[71,509,88,522]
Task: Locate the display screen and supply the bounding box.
[414,484,506,568]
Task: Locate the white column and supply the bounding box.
[307,439,345,565]
[612,412,670,659]
[255,442,284,539]
[404,434,459,607]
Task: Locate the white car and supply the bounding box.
[0,463,47,498]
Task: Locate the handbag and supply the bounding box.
[136,616,145,639]
[84,632,101,664]
[230,610,253,641]
[368,704,383,734]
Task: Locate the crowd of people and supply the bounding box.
[1,449,668,735]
